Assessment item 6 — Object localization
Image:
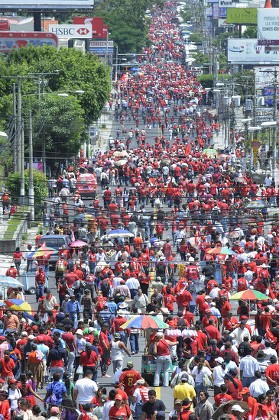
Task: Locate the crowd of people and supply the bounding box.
[1,1,279,420]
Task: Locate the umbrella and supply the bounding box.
[235,176,247,184]
[120,315,169,329]
[228,229,241,239]
[212,400,248,420]
[33,245,58,258]
[230,290,269,301]
[203,148,218,157]
[5,298,32,314]
[113,151,129,158]
[70,240,88,248]
[0,276,24,288]
[115,159,128,166]
[130,67,141,71]
[206,247,235,255]
[106,229,134,238]
[246,200,267,209]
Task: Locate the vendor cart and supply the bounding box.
[20,271,36,295]
[141,354,177,385]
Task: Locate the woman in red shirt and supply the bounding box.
[152,332,178,387]
[109,395,132,420]
[13,247,23,272]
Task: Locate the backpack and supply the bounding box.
[35,350,44,362]
[101,280,110,296]
[51,347,63,361]
[57,260,65,272]
[46,381,65,404]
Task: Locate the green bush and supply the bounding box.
[6,169,48,206]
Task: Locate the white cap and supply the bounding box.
[215,357,224,364]
[76,329,83,336]
[29,335,35,340]
[21,332,28,337]
[231,405,245,413]
[88,327,94,333]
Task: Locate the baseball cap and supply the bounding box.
[0,337,5,342]
[240,388,250,395]
[127,361,133,368]
[50,407,60,415]
[175,400,182,405]
[29,335,35,340]
[215,357,224,364]
[9,379,17,384]
[76,329,83,336]
[231,405,245,413]
[115,395,123,401]
[136,379,145,385]
[21,332,28,337]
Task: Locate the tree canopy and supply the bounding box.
[94,0,163,53]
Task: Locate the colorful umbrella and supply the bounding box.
[0,276,24,288]
[33,245,58,258]
[246,200,267,209]
[107,229,134,238]
[206,247,235,255]
[5,298,32,314]
[203,148,218,157]
[120,315,169,330]
[70,240,88,248]
[230,290,269,301]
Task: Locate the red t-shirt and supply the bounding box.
[80,350,98,367]
[109,404,131,420]
[119,369,141,396]
[214,393,233,407]
[0,357,15,377]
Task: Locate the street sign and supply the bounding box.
[0,31,58,53]
[0,0,94,10]
[89,47,114,55]
[49,24,92,38]
[89,41,114,47]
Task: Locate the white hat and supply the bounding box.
[29,335,35,340]
[88,327,94,333]
[21,332,28,337]
[205,295,212,300]
[215,357,224,364]
[231,405,245,413]
[119,302,129,309]
[210,302,216,307]
[261,263,269,268]
[188,257,194,262]
[76,329,83,336]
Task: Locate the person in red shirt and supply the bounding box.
[163,290,176,314]
[265,356,279,386]
[205,319,221,340]
[99,324,110,378]
[108,394,132,420]
[222,312,238,333]
[224,369,242,400]
[5,265,18,279]
[0,391,11,420]
[0,351,15,380]
[79,342,98,377]
[35,267,46,301]
[119,361,142,400]
[214,384,233,407]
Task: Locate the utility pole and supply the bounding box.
[20,119,25,200]
[12,83,17,172]
[28,111,34,221]
[17,78,22,175]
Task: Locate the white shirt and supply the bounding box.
[74,377,98,404]
[212,365,227,386]
[240,355,259,377]
[249,378,270,398]
[263,347,278,362]
[192,366,212,384]
[209,287,221,299]
[230,327,251,345]
[126,277,140,290]
[102,400,115,420]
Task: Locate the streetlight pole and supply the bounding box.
[28,110,34,221]
[17,78,22,176]
[12,83,17,172]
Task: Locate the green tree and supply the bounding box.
[0,46,111,127]
[23,94,85,160]
[93,0,163,53]
[7,169,48,207]
[243,26,257,38]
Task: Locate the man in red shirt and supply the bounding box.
[214,384,233,406]
[0,391,11,420]
[225,369,242,400]
[99,324,111,378]
[119,361,141,404]
[0,351,15,380]
[35,267,46,302]
[79,342,98,377]
[265,355,279,387]
[205,319,221,340]
[5,265,17,279]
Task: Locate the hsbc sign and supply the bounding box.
[49,24,92,38]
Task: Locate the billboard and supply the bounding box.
[227,39,279,64]
[0,0,93,10]
[258,8,279,45]
[0,31,58,53]
[218,0,235,6]
[226,7,257,24]
[255,66,279,89]
[73,17,108,39]
[219,7,227,18]
[49,24,92,39]
[88,40,114,55]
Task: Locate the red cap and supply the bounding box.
[0,337,6,341]
[240,315,248,320]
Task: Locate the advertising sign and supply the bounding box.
[226,7,257,24]
[88,40,114,54]
[0,0,93,10]
[218,7,227,18]
[73,17,107,39]
[254,66,279,89]
[49,24,92,38]
[258,8,279,45]
[218,0,235,7]
[0,31,58,53]
[227,39,279,64]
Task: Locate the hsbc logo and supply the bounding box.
[77,28,90,35]
[49,24,92,39]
